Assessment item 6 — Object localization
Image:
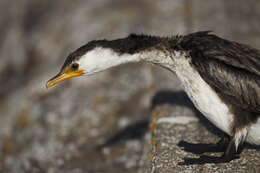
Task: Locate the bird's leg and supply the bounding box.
[179,137,241,165]
[178,136,230,154]
[218,137,240,162]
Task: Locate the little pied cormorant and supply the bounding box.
[46,31,260,164]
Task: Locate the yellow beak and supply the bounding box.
[46,69,85,88]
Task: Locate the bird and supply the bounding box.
[46,31,260,164]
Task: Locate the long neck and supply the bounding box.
[98,35,175,68]
[80,35,183,74]
[97,46,175,72]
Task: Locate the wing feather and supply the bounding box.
[179,32,260,112]
[180,31,260,76]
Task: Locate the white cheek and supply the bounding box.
[79,48,117,72]
[78,47,140,74]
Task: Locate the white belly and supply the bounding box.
[247,119,260,145]
[176,65,260,145]
[172,57,234,135]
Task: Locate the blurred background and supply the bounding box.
[1,0,260,172]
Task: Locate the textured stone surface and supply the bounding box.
[139,102,260,173]
[0,0,260,173]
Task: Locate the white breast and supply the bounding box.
[171,54,234,135]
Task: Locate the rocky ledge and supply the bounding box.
[139,94,260,173]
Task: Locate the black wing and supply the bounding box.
[180,32,260,113]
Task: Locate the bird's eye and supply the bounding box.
[71,63,79,70]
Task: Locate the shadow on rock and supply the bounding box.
[97,90,229,151]
[96,119,150,149]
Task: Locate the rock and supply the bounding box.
[139,100,260,173]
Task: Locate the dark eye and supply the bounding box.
[71,63,79,69]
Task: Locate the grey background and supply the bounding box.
[0,0,260,172]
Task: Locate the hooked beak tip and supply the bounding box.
[45,81,54,89]
[45,73,61,89]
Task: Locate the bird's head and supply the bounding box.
[46,34,161,88]
[46,40,114,88]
